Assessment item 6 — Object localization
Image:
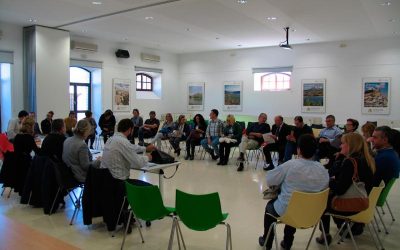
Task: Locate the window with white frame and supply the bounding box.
[253,67,292,92]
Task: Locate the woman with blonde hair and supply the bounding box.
[316,132,375,245]
[63,119,101,183]
[217,114,242,165]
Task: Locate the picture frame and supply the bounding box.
[112,78,131,112]
[361,77,391,115]
[187,82,205,111]
[301,79,326,113]
[223,81,242,111]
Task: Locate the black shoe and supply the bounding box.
[280,240,291,250]
[263,164,275,171]
[237,163,244,172]
[217,161,223,165]
[221,161,228,165]
[315,234,332,245]
[190,155,194,160]
[211,152,219,160]
[184,155,190,160]
[258,236,266,246]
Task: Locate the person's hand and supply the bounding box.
[146,144,156,152]
[103,128,109,131]
[147,154,152,161]
[319,138,329,143]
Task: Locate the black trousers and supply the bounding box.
[218,142,238,162]
[263,143,285,165]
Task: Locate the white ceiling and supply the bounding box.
[0,0,399,53]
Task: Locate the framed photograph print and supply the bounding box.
[112,78,131,112]
[187,82,205,111]
[362,77,391,115]
[301,79,326,113]
[223,81,242,111]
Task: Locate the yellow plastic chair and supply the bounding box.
[264,189,330,250]
[328,185,385,250]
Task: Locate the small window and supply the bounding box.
[136,73,153,91]
[253,68,292,92]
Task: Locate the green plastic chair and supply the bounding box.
[121,182,175,250]
[375,178,397,234]
[168,189,232,250]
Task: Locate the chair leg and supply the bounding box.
[319,220,329,250]
[69,188,83,225]
[113,197,126,237]
[49,188,61,216]
[176,219,186,250]
[168,218,177,250]
[133,213,145,243]
[333,222,346,244]
[386,201,395,221]
[263,222,275,247]
[120,211,132,250]
[376,207,389,234]
[371,221,385,250]
[346,222,358,250]
[374,215,382,233]
[367,223,381,250]
[306,224,318,250]
[273,223,278,250]
[225,223,233,250]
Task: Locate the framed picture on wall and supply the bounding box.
[112,78,131,112]
[301,79,326,113]
[361,77,391,115]
[187,82,205,111]
[223,81,242,111]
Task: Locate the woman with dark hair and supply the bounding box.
[185,114,207,160]
[149,113,174,149]
[99,109,116,143]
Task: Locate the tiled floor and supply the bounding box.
[1,153,399,250]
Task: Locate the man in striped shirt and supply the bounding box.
[200,109,224,160]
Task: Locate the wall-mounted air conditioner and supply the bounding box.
[140,53,160,62]
[71,41,98,52]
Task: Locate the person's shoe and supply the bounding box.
[237,163,244,172]
[315,234,332,245]
[211,152,219,160]
[280,240,292,250]
[222,161,228,165]
[189,155,194,160]
[184,155,190,160]
[217,161,223,165]
[263,164,275,171]
[258,236,266,246]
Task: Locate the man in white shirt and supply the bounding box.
[7,110,29,141]
[100,119,155,180]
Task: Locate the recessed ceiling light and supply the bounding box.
[92,1,102,5]
[237,0,247,4]
[237,44,242,47]
[215,37,220,40]
[81,29,88,33]
[380,1,391,6]
[28,18,37,23]
[291,29,297,32]
[145,16,154,20]
[186,28,191,31]
[389,18,397,22]
[393,31,399,35]
[266,17,277,21]
[306,38,311,41]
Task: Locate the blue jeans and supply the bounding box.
[283,141,297,162]
[201,136,220,156]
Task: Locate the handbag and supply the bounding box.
[262,186,280,200]
[150,149,175,164]
[331,158,369,212]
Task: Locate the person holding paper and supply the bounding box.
[217,115,242,166]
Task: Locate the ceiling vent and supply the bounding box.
[141,53,160,62]
[71,41,98,52]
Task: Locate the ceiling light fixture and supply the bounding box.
[145,16,154,20]
[267,17,277,21]
[389,18,396,22]
[380,1,391,6]
[237,0,247,4]
[92,1,102,5]
[279,27,292,50]
[28,18,37,23]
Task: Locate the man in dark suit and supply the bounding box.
[263,115,291,171]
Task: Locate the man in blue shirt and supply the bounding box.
[371,126,400,186]
[201,109,223,160]
[259,134,329,250]
[317,114,342,159]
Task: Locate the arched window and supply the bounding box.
[261,73,291,91]
[136,73,153,91]
[69,67,91,120]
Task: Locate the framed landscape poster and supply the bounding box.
[301,79,326,113]
[362,77,391,115]
[187,82,205,111]
[112,78,131,112]
[223,81,242,111]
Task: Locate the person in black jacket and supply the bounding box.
[185,114,207,160]
[218,115,242,166]
[41,119,66,161]
[263,115,291,171]
[169,115,190,156]
[316,132,376,245]
[40,111,54,135]
[99,109,116,143]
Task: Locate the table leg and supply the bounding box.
[159,170,164,197]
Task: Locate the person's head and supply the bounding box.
[361,122,376,139]
[18,110,29,122]
[346,118,359,133]
[325,115,335,128]
[226,114,236,126]
[194,114,205,125]
[165,113,173,122]
[274,115,283,126]
[51,119,65,134]
[258,113,267,124]
[210,109,219,120]
[372,126,392,150]
[20,117,35,135]
[68,111,76,119]
[46,111,54,120]
[390,129,400,157]
[149,111,156,119]
[117,118,134,137]
[73,119,91,139]
[340,132,376,173]
[85,110,92,118]
[104,109,113,119]
[177,115,186,125]
[294,116,304,128]
[297,134,317,159]
[132,109,139,117]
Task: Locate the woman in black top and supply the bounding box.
[316,132,376,245]
[218,115,242,165]
[185,114,207,160]
[41,119,66,161]
[99,110,116,143]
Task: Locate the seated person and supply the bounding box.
[149,113,174,148]
[169,115,190,156]
[29,112,42,136]
[14,117,41,157]
[99,109,116,143]
[317,115,343,159]
[138,111,160,146]
[41,119,66,161]
[218,114,242,166]
[185,114,207,160]
[40,110,54,135]
[64,111,77,137]
[371,126,400,186]
[237,113,270,171]
[200,109,224,160]
[263,115,291,171]
[84,111,97,149]
[129,108,143,144]
[316,132,375,244]
[344,118,359,133]
[259,134,329,249]
[7,110,29,141]
[283,116,313,162]
[63,119,101,183]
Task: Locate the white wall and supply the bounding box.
[178,37,400,125]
